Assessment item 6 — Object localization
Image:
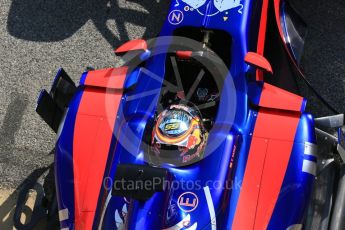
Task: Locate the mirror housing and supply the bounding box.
[115,39,151,63]
[245,52,273,74]
[115,39,148,55]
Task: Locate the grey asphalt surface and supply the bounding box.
[291,0,345,116]
[0,0,169,188]
[0,0,169,228]
[0,0,344,229]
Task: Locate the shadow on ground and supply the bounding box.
[7,0,170,49]
[0,165,51,230]
[0,93,54,229]
[3,1,170,228]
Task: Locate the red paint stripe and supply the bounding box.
[259,83,304,112]
[232,108,300,229]
[73,87,123,229]
[256,0,270,81]
[257,0,269,55]
[232,137,269,229]
[254,139,294,229]
[84,67,127,89]
[253,109,301,141]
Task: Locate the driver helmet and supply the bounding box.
[149,103,208,166]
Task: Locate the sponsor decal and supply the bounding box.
[165,122,180,132]
[168,10,184,25]
[177,192,199,212]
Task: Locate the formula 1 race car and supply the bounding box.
[14,0,345,229]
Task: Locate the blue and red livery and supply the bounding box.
[28,0,344,230]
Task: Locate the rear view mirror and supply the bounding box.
[245,52,273,74]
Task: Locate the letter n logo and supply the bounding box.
[168,10,184,25]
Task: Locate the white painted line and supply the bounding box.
[304,142,318,157]
[204,186,216,230]
[98,189,113,230]
[302,160,317,176]
[58,208,69,221]
[286,224,302,230]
